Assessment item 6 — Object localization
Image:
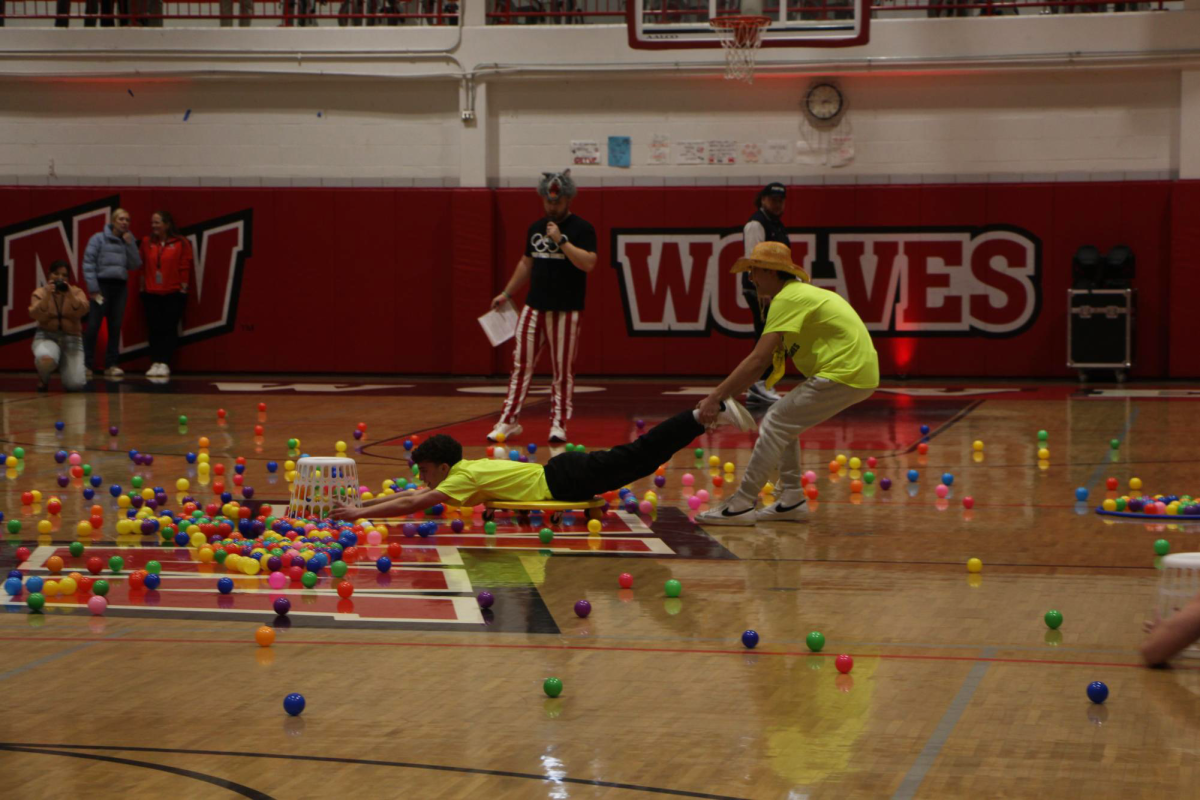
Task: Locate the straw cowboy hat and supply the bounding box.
[731,241,810,282]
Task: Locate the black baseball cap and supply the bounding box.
[763,182,787,197]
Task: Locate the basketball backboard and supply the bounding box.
[627,0,869,50]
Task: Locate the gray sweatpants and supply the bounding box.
[733,376,876,505]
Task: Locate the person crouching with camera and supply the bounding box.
[30,259,90,392]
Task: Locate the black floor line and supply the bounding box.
[0,744,274,799]
[888,399,985,458]
[0,742,750,800]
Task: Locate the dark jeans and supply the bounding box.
[84,0,130,25]
[84,279,128,371]
[744,289,774,383]
[142,291,186,365]
[543,410,704,501]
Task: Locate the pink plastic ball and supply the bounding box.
[681,473,695,486]
[1157,501,1168,514]
[88,596,107,615]
[359,485,370,495]
[638,500,653,514]
[936,484,949,499]
[696,489,710,502]
[68,453,82,466]
[687,495,702,510]
[367,530,382,546]
[803,470,817,484]
[268,571,287,589]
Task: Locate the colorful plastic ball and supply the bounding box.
[26,592,45,611]
[712,476,724,488]
[1074,487,1089,502]
[1155,539,1171,556]
[334,580,353,599]
[920,424,930,435]
[283,693,306,716]
[638,500,654,514]
[484,521,497,535]
[907,470,919,482]
[574,599,592,618]
[1038,448,1050,460]
[618,572,634,589]
[108,556,124,573]
[863,471,875,484]
[143,573,161,590]
[1110,439,1120,450]
[741,630,760,649]
[962,496,975,510]
[273,597,291,616]
[850,480,864,494]
[82,488,95,500]
[25,576,44,593]
[255,625,275,647]
[967,558,982,573]
[935,484,949,499]
[46,555,64,574]
[1044,610,1063,630]
[835,654,854,674]
[217,577,234,594]
[1130,477,1143,490]
[1106,477,1118,491]
[4,577,21,596]
[916,443,929,456]
[1037,430,1049,442]
[806,631,825,652]
[1087,681,1108,704]
[450,519,464,533]
[55,421,65,432]
[1102,498,1117,512]
[477,590,495,609]
[542,677,564,698]
[694,448,704,458]
[664,579,682,598]
[539,528,554,545]
[57,475,70,488]
[301,571,318,589]
[973,440,984,451]
[6,520,19,534]
[88,595,107,615]
[266,571,286,590]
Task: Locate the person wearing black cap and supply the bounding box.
[742,182,790,404]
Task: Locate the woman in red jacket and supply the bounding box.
[138,210,193,378]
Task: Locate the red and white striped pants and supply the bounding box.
[499,306,583,430]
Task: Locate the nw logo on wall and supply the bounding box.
[0,195,253,357]
[611,226,1041,338]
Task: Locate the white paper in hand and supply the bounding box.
[478,300,519,347]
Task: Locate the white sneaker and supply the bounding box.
[158,363,170,378]
[146,363,162,377]
[747,381,781,404]
[695,503,757,526]
[755,497,807,522]
[487,422,522,443]
[548,426,567,443]
[715,398,757,432]
[104,366,124,378]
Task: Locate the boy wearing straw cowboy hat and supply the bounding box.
[694,240,879,525]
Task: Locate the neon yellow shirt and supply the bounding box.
[762,281,879,390]
[434,458,554,507]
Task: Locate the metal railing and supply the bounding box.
[0,0,459,26]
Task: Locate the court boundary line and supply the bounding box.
[0,742,749,800]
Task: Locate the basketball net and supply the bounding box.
[710,15,771,84]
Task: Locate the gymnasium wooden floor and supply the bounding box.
[2,376,1199,799]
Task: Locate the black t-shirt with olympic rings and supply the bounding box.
[523,213,597,312]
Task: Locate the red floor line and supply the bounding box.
[0,635,1181,669]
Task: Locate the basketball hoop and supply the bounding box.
[710,15,771,83]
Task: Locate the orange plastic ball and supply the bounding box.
[917,443,929,455]
[46,555,64,573]
[850,480,863,493]
[255,626,275,647]
[828,460,840,473]
[199,437,210,448]
[805,485,819,500]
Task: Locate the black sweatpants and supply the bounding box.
[743,289,774,383]
[142,292,187,365]
[543,410,705,501]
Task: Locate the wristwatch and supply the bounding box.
[558,234,569,247]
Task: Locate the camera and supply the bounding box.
[53,280,68,292]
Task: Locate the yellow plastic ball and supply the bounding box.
[966,558,982,573]
[284,461,295,471]
[382,488,395,496]
[190,532,207,548]
[494,433,506,444]
[336,441,347,452]
[285,471,297,482]
[1102,498,1117,512]
[225,553,241,568]
[241,557,261,576]
[1130,477,1143,490]
[37,519,52,534]
[848,457,862,470]
[76,521,93,536]
[1037,448,1050,460]
[198,547,214,563]
[58,577,77,595]
[117,495,131,508]
[30,490,42,503]
[707,455,719,467]
[176,478,190,491]
[140,488,155,501]
[723,462,735,473]
[836,454,847,466]
[4,456,16,468]
[362,491,373,501]
[762,482,775,495]
[115,519,132,535]
[197,453,210,464]
[587,519,602,534]
[973,440,984,451]
[43,580,59,596]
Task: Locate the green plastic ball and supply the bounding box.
[1115,498,1127,512]
[178,415,188,425]
[214,550,228,564]
[13,447,24,459]
[288,438,299,449]
[108,555,124,573]
[806,631,825,652]
[6,519,20,534]
[331,560,348,578]
[664,579,682,598]
[1044,609,1063,630]
[26,592,45,611]
[543,677,563,698]
[538,528,554,545]
[863,471,875,484]
[484,521,497,535]
[131,476,144,489]
[301,571,318,589]
[68,541,84,557]
[1110,438,1120,449]
[694,448,704,458]
[564,443,575,452]
[145,560,162,575]
[82,464,92,476]
[1155,539,1171,556]
[1037,430,1048,441]
[92,579,110,596]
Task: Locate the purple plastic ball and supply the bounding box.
[476,590,494,609]
[145,499,158,511]
[267,556,282,572]
[57,474,70,487]
[242,487,255,499]
[141,519,158,535]
[450,519,464,533]
[109,426,119,436]
[273,597,291,616]
[654,475,666,488]
[402,523,418,538]
[353,430,363,440]
[574,599,592,618]
[54,450,68,463]
[635,419,645,428]
[143,455,154,466]
[880,478,893,491]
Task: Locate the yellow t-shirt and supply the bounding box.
[433,459,554,507]
[762,281,879,390]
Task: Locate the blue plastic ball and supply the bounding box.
[7,570,20,579]
[55,421,65,431]
[941,473,954,486]
[527,443,537,454]
[1075,487,1089,502]
[907,469,919,482]
[90,475,102,487]
[419,522,437,537]
[428,504,444,517]
[217,577,234,594]
[110,484,122,497]
[741,630,760,649]
[920,424,930,435]
[1087,681,1109,704]
[267,461,278,473]
[128,449,139,461]
[185,452,197,464]
[143,573,161,590]
[403,439,413,450]
[220,492,233,503]
[376,556,392,573]
[82,488,95,500]
[234,464,245,475]
[283,693,306,716]
[26,576,44,593]
[174,531,189,545]
[4,577,22,596]
[509,450,520,461]
[54,450,68,463]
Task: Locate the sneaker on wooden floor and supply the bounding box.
[487,422,522,443]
